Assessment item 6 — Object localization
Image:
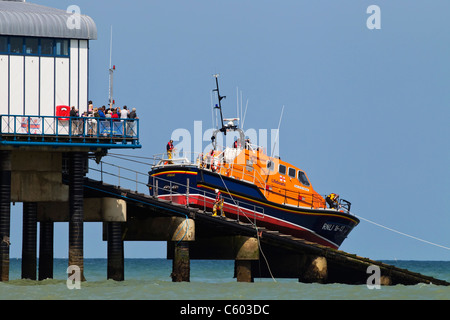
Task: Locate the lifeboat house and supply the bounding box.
[0,0,140,148]
[0,0,140,282]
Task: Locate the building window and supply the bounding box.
[10,37,24,54]
[25,38,39,55]
[40,38,54,55]
[0,36,70,57]
[0,36,7,53]
[55,39,69,56]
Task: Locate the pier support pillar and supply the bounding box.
[299,255,328,284]
[170,217,195,282]
[68,152,86,281]
[22,202,37,280]
[171,241,190,282]
[38,222,54,280]
[107,222,124,281]
[0,151,11,282]
[234,236,259,283]
[235,260,253,283]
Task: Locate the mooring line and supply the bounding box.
[353,213,450,251]
[217,173,277,282]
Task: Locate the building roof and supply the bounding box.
[0,0,97,40]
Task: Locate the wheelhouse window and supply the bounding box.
[267,160,274,172]
[298,170,310,187]
[288,167,296,178]
[278,164,286,175]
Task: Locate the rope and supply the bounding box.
[353,213,450,251]
[216,171,277,282]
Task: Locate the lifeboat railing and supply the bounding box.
[149,150,353,214]
[89,159,265,225]
[151,150,268,190]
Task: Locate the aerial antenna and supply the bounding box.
[108,26,116,108]
[236,87,239,128]
[271,105,285,159]
[213,74,227,134]
[241,99,249,130]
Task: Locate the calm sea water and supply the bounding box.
[1,259,449,301]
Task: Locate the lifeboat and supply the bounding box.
[148,76,359,249]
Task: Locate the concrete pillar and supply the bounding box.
[68,152,85,281]
[235,260,253,283]
[299,255,328,284]
[38,222,54,281]
[0,151,11,282]
[22,202,37,280]
[234,236,259,283]
[170,217,194,282]
[107,222,124,281]
[171,241,190,282]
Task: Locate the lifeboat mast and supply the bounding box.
[211,74,245,150]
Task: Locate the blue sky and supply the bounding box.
[9,0,450,261]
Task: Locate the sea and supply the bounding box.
[1,259,449,304]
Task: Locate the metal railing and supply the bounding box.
[88,159,265,225]
[0,114,139,145]
[150,149,343,212]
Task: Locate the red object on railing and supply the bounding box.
[56,105,70,121]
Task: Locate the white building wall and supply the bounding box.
[78,40,89,113]
[55,57,69,108]
[25,56,39,116]
[40,57,54,116]
[0,39,90,118]
[9,55,24,115]
[70,39,79,110]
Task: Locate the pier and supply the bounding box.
[0,1,448,287]
[1,148,449,286]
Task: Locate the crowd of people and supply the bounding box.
[69,101,139,136]
[69,101,138,120]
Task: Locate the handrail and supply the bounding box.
[149,149,353,214]
[0,114,139,143]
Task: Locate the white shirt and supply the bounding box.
[120,109,129,119]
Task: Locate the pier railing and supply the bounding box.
[0,115,140,147]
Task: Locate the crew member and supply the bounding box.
[245,137,251,150]
[326,193,339,209]
[233,138,241,149]
[167,139,174,160]
[210,149,217,172]
[212,189,225,217]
